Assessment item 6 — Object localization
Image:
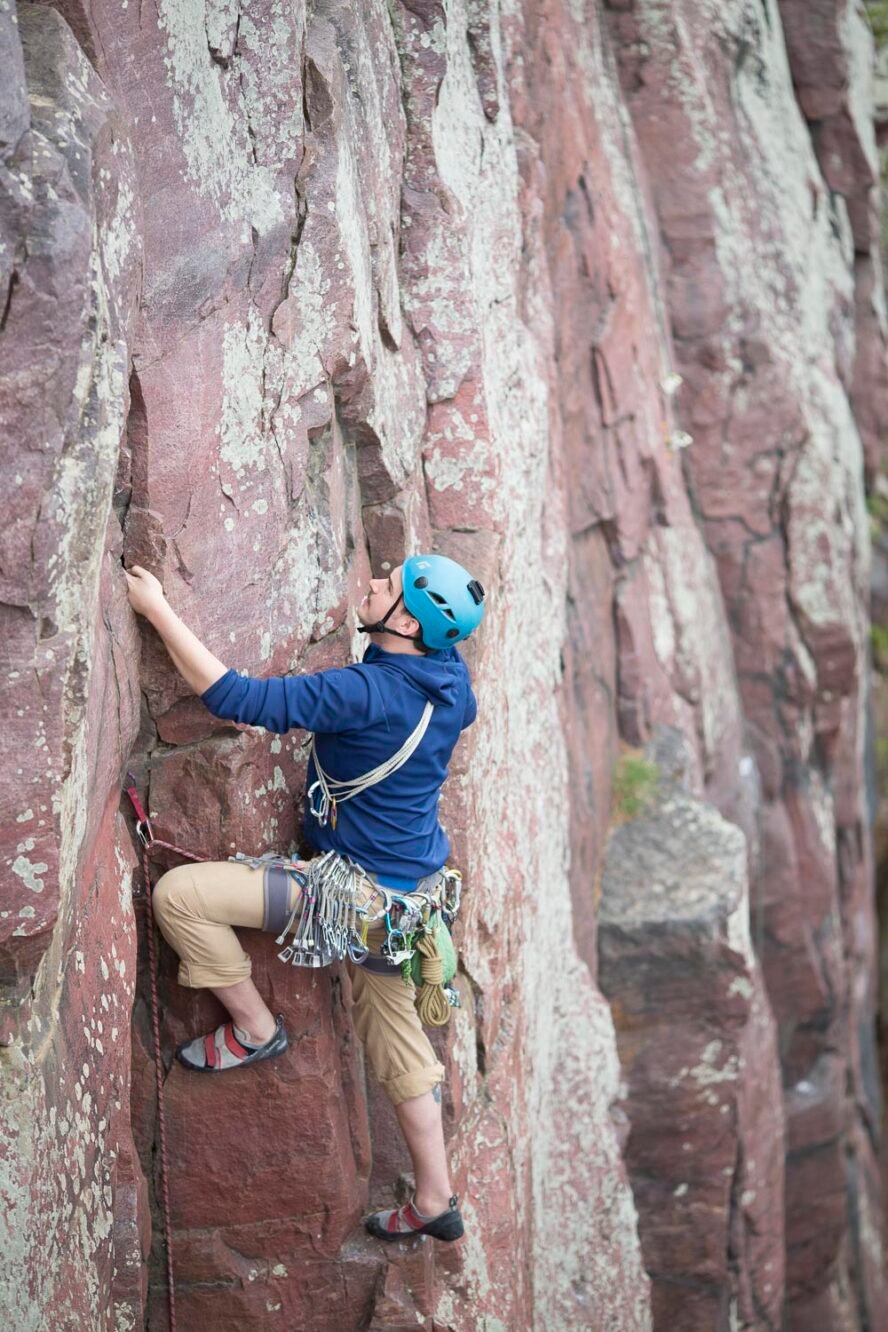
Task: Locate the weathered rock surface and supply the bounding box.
[604,2,887,1324]
[0,0,885,1329]
[599,745,784,1329]
[0,4,143,1327]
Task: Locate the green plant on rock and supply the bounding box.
[868,2,888,46]
[613,752,660,821]
[867,488,888,526]
[876,734,888,776]
[866,472,888,541]
[872,622,888,665]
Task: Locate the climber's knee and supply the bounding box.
[383,1062,446,1107]
[150,863,257,988]
[151,863,200,931]
[350,968,445,1107]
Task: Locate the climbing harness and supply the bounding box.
[306,701,434,829]
[230,848,462,1025]
[231,848,462,1022]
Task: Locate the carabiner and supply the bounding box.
[307,780,329,825]
[124,771,155,846]
[382,925,408,960]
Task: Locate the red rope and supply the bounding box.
[125,774,214,1332]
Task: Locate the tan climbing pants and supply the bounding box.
[151,858,445,1105]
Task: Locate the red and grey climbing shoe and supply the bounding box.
[175,1014,289,1072]
[364,1193,464,1242]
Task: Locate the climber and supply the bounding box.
[123,553,484,1243]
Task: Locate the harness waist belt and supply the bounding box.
[356,954,403,975]
[368,868,444,894]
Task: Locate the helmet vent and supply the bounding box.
[428,592,457,620]
[446,628,459,638]
[413,576,429,589]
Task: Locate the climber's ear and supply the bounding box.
[399,609,422,635]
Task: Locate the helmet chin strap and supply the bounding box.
[357,591,427,649]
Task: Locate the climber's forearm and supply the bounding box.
[146,602,229,697]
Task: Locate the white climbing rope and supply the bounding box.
[307,700,434,825]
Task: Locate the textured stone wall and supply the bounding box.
[1,1,885,1329]
[602,5,887,1326]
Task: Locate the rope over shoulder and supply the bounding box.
[306,701,434,827]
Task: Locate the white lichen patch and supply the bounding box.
[101,170,136,285]
[219,312,272,476]
[254,767,287,798]
[271,510,344,645]
[154,0,286,234]
[233,3,305,167]
[646,525,742,775]
[334,134,374,365]
[690,1041,740,1088]
[112,843,134,916]
[646,552,676,671]
[271,240,337,389]
[11,855,49,892]
[424,406,498,497]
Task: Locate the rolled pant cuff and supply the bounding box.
[177,961,253,989]
[382,1061,446,1107]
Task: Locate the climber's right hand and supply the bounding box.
[124,565,167,619]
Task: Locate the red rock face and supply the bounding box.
[603,1,887,1326]
[1,1,884,1329]
[599,753,784,1328]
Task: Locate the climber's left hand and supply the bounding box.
[124,564,167,619]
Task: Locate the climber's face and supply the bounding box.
[357,563,404,625]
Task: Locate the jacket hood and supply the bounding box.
[361,642,465,708]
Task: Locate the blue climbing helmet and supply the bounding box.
[402,554,486,650]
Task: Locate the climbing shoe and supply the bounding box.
[364,1193,464,1242]
[175,1014,289,1072]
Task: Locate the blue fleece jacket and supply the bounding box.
[199,643,477,881]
